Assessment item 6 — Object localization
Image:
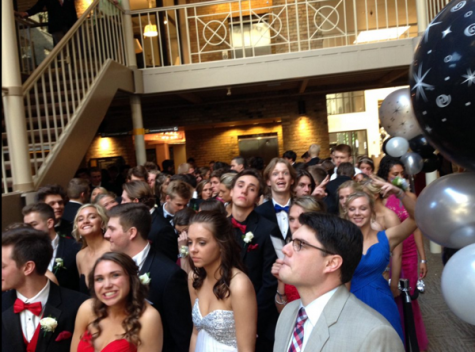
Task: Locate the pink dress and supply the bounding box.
[386,194,428,351]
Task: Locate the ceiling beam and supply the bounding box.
[378,69,409,85]
[177,93,202,104]
[298,79,309,94]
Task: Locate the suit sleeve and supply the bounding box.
[26,0,46,17]
[161,268,193,352]
[358,325,405,352]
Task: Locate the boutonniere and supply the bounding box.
[139,272,151,285]
[53,258,66,274]
[242,232,254,244]
[247,244,259,252]
[40,317,58,337]
[55,331,72,342]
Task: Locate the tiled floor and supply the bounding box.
[418,240,475,351]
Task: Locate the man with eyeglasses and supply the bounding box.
[274,213,404,352]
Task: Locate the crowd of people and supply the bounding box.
[3,143,435,352]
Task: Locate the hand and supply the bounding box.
[390,282,401,298]
[177,231,188,247]
[312,175,329,199]
[271,259,284,280]
[419,262,428,278]
[369,175,399,197]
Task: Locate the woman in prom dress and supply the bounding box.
[187,211,257,352]
[71,252,162,352]
[345,179,417,343]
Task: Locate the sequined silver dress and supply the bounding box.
[192,298,237,351]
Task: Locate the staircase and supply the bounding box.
[2,0,136,194]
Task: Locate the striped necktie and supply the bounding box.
[288,307,308,352]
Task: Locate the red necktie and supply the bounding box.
[13,299,42,316]
[231,218,247,233]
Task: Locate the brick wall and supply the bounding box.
[84,135,137,166]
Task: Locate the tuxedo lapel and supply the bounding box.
[36,284,63,352]
[2,292,26,351]
[55,237,65,261]
[303,315,330,352]
[242,212,260,260]
[140,250,154,276]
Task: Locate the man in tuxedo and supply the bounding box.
[23,203,81,291]
[161,180,192,226]
[274,213,403,351]
[230,156,247,172]
[209,168,224,197]
[306,144,321,166]
[2,227,88,352]
[330,144,362,180]
[256,157,296,244]
[105,203,192,352]
[63,178,90,224]
[121,180,177,262]
[324,162,354,215]
[36,184,72,238]
[229,169,280,351]
[17,0,78,46]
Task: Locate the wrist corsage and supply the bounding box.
[391,176,408,191]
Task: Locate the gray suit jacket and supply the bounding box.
[274,286,404,352]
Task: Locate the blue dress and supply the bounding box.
[350,231,404,342]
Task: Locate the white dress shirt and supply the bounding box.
[272,198,291,240]
[287,287,338,351]
[330,166,362,180]
[16,280,51,342]
[48,234,60,272]
[162,203,174,226]
[132,242,151,271]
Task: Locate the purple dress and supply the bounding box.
[386,194,428,351]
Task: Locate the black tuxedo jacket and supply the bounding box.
[139,249,192,352]
[149,208,178,263]
[231,211,279,346]
[306,157,321,166]
[324,175,352,215]
[62,202,81,224]
[2,282,88,352]
[54,219,72,238]
[26,0,78,34]
[54,236,81,291]
[255,200,290,243]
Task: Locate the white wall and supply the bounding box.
[327,85,409,158]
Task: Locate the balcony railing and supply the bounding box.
[131,0,423,69]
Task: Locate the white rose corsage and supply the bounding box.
[139,272,151,285]
[53,258,66,274]
[391,176,409,191]
[242,232,254,244]
[179,245,189,257]
[40,317,58,336]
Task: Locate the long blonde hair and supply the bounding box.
[72,204,108,248]
[337,181,363,217]
[344,191,376,224]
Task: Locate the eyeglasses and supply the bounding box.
[291,238,335,255]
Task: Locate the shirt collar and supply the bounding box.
[16,280,51,308]
[163,203,173,218]
[301,287,338,326]
[132,242,151,270]
[272,198,291,207]
[150,207,155,215]
[51,234,60,250]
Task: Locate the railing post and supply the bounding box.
[130,95,146,165]
[415,0,429,35]
[2,1,34,192]
[121,0,138,68]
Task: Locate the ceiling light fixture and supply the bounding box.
[144,0,158,37]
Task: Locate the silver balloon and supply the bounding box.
[416,172,475,248]
[379,88,422,139]
[441,244,475,325]
[402,152,423,175]
[385,137,409,158]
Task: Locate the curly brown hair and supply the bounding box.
[189,211,245,300]
[87,252,149,347]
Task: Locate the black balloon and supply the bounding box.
[409,134,436,158]
[409,0,475,171]
[422,154,439,173]
[382,138,389,155]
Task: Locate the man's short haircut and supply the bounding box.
[93,192,118,205]
[337,162,355,177]
[321,160,336,177]
[309,144,321,157]
[283,150,297,162]
[75,168,90,178]
[162,159,175,173]
[334,144,353,156]
[230,169,266,196]
[231,156,247,169]
[220,173,237,190]
[307,166,328,185]
[22,203,55,222]
[122,181,155,208]
[263,157,297,182]
[36,184,67,202]
[127,165,149,181]
[143,161,158,172]
[108,203,151,241]
[210,168,225,180]
[248,156,264,171]
[67,178,90,199]
[170,174,197,189]
[89,167,101,174]
[166,180,192,200]
[174,207,196,227]
[298,212,363,284]
[2,227,53,275]
[301,151,309,159]
[213,162,230,172]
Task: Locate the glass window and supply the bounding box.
[326,91,365,115]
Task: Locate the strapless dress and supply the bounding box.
[77,330,137,352]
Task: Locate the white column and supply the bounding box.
[120,0,137,68]
[130,95,146,165]
[416,0,429,35]
[425,171,442,253]
[2,1,34,192]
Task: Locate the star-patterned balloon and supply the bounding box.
[379,88,422,140]
[409,0,475,170]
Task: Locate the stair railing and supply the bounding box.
[21,0,127,181]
